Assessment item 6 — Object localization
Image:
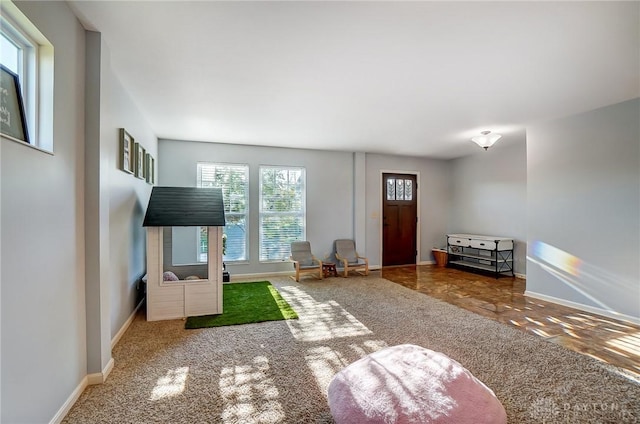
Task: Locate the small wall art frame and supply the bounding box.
[0,65,30,144]
[135,142,146,179]
[145,153,155,185]
[119,128,135,174]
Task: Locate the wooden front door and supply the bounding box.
[382,173,417,266]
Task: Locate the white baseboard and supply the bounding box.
[231,265,384,282]
[230,270,292,281]
[418,260,435,266]
[87,372,102,386]
[103,357,114,381]
[87,357,115,385]
[525,290,640,326]
[49,376,88,424]
[49,298,139,423]
[112,299,144,349]
[515,273,526,280]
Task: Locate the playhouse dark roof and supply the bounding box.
[143,187,226,227]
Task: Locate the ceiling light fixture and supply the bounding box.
[471,130,502,150]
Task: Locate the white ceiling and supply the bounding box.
[68,1,639,159]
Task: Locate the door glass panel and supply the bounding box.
[404,179,412,201]
[387,178,395,200]
[396,179,404,200]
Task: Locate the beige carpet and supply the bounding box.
[64,276,640,423]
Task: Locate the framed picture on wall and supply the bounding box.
[135,142,146,179]
[145,153,155,185]
[1,65,30,144]
[119,128,134,174]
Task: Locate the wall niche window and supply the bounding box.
[0,1,54,152]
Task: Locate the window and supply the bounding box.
[259,166,306,261]
[1,32,22,74]
[1,2,54,152]
[386,177,413,201]
[197,162,249,262]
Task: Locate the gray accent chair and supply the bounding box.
[290,241,323,282]
[334,239,369,277]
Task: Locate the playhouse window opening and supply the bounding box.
[163,226,209,281]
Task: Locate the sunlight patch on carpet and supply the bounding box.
[149,367,189,401]
[278,285,372,341]
[219,356,285,423]
[305,340,388,394]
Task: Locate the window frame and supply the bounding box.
[258,165,306,263]
[196,162,250,264]
[0,1,54,153]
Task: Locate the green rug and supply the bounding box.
[185,281,298,329]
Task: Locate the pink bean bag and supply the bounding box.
[327,344,507,424]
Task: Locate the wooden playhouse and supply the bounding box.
[143,187,226,321]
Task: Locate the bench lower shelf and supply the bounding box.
[448,260,513,276]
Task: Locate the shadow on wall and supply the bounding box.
[130,194,146,272]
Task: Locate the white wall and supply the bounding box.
[448,140,527,275]
[1,1,87,422]
[101,40,156,342]
[159,140,354,275]
[527,98,640,322]
[364,153,451,266]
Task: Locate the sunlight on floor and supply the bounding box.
[606,332,640,357]
[530,328,554,338]
[219,356,285,424]
[383,264,640,380]
[278,286,372,342]
[305,340,388,393]
[149,367,189,401]
[525,316,545,326]
[562,328,580,339]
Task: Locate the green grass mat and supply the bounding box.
[185,281,298,329]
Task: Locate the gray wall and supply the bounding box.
[101,41,156,341]
[1,2,87,422]
[364,153,451,266]
[85,31,157,374]
[1,5,156,422]
[159,140,355,275]
[159,142,453,273]
[527,98,639,321]
[448,140,527,275]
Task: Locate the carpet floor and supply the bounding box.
[63,276,640,423]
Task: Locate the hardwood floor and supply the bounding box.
[380,265,640,378]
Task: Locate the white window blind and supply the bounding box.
[197,162,249,262]
[259,166,306,261]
